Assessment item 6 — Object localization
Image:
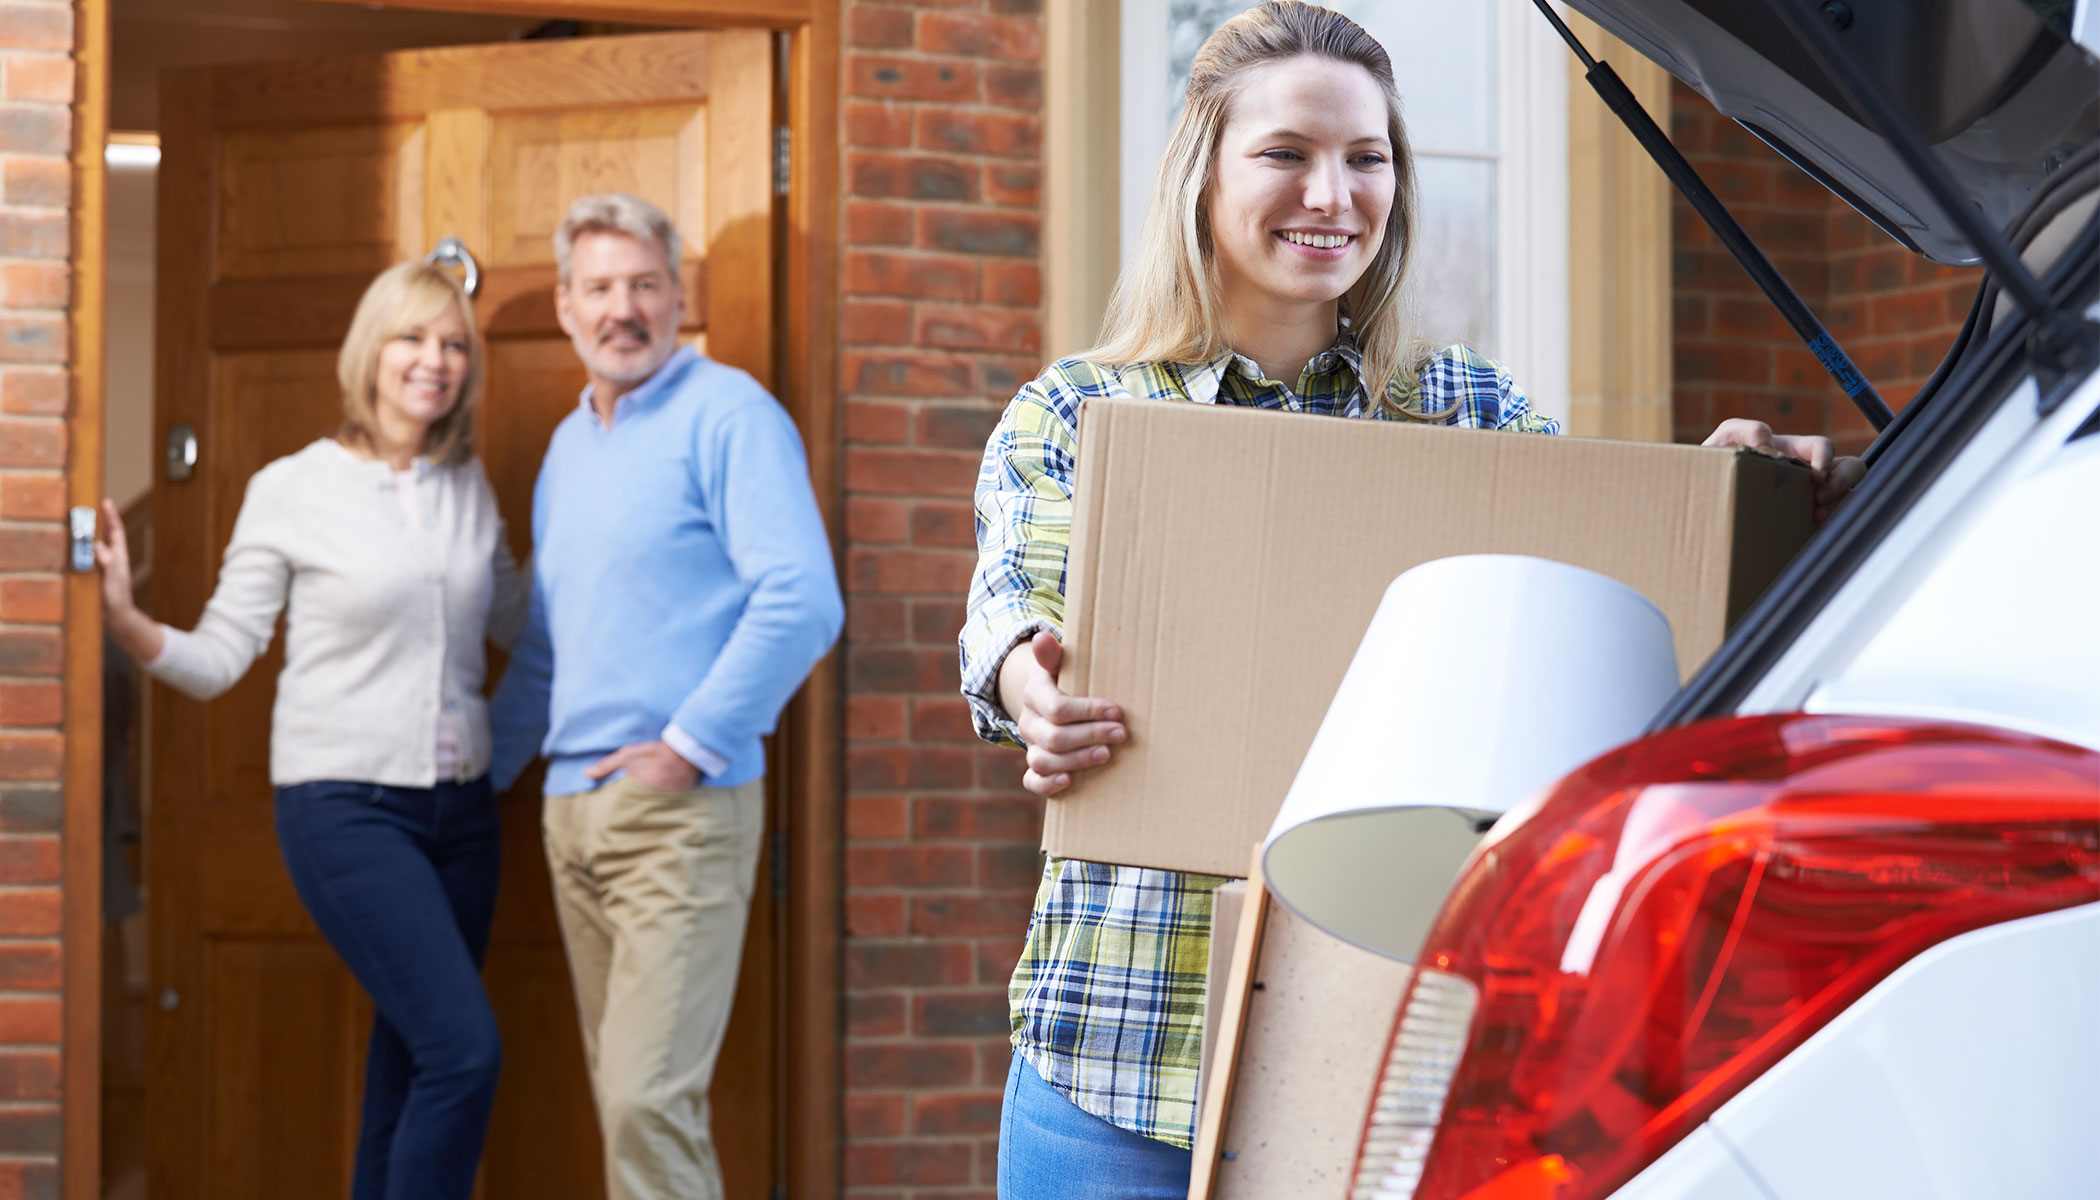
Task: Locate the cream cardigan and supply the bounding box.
[151,439,527,787]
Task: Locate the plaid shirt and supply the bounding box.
[960,334,1560,1148]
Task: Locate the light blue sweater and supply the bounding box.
[489,346,842,795]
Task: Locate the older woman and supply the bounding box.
[961,4,1862,1195]
[96,259,525,1200]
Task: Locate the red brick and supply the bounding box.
[846,596,907,644]
[0,5,71,51]
[908,597,965,645]
[844,1092,907,1139]
[0,994,59,1044]
[1675,343,1770,386]
[918,11,1041,60]
[1710,297,1790,342]
[916,106,1040,158]
[911,697,978,744]
[847,547,973,594]
[2,56,70,105]
[0,472,62,519]
[913,404,1000,450]
[985,162,1041,208]
[0,681,60,727]
[916,305,1040,355]
[843,446,981,496]
[0,577,60,623]
[846,645,954,693]
[845,199,915,247]
[0,940,59,990]
[0,628,60,674]
[0,887,59,935]
[980,842,1044,889]
[846,845,976,889]
[848,352,976,397]
[0,526,64,570]
[844,891,908,938]
[842,299,913,347]
[1698,161,1768,205]
[0,416,63,464]
[912,1091,1004,1136]
[844,101,913,149]
[0,1105,59,1155]
[845,251,980,303]
[846,990,906,1037]
[846,792,909,840]
[847,744,910,791]
[0,368,63,414]
[850,151,981,203]
[0,733,61,781]
[907,745,977,790]
[844,939,973,989]
[848,4,915,48]
[0,314,65,364]
[843,1138,974,1186]
[913,990,1011,1040]
[975,936,1027,987]
[915,795,1039,842]
[0,103,65,156]
[910,501,976,548]
[848,54,979,104]
[983,63,1042,109]
[846,694,910,741]
[846,1043,979,1092]
[0,157,64,209]
[918,208,1037,258]
[0,787,59,834]
[1869,289,1951,336]
[1673,295,1709,338]
[912,893,1034,937]
[982,261,1039,307]
[844,399,912,446]
[0,1160,57,1200]
[3,57,73,106]
[844,495,910,544]
[0,1049,58,1101]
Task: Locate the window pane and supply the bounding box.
[1168,0,1261,123]
[1333,0,1495,153]
[1406,156,1497,354]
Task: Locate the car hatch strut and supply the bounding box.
[1530,0,1896,431]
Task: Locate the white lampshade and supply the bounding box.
[1261,555,1680,961]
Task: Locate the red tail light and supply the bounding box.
[1352,713,2100,1200]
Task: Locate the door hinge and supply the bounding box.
[770,827,789,899]
[772,125,791,196]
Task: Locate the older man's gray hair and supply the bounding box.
[552,193,683,285]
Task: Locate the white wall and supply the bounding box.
[105,152,156,509]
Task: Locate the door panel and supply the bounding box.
[150,30,779,1200]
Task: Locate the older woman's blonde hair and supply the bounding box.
[336,260,484,465]
[1082,1,1437,416]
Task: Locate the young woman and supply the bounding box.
[97,260,527,1200]
[960,4,1861,1194]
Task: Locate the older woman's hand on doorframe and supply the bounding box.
[997,630,1128,798]
[1704,418,1867,524]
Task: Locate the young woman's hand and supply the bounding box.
[1703,418,1866,524]
[997,630,1127,798]
[94,498,167,664]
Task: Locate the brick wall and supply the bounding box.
[838,1,1044,1195]
[1668,80,1983,455]
[0,0,74,1192]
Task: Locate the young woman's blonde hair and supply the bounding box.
[1082,1,1438,416]
[336,260,484,465]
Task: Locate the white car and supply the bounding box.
[1351,1,2100,1197]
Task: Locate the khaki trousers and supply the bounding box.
[542,774,765,1200]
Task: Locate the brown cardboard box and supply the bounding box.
[1046,395,1813,876]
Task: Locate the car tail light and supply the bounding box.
[1351,713,2100,1200]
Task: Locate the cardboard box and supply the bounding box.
[1046,396,1814,876]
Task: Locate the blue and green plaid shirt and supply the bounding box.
[960,333,1559,1148]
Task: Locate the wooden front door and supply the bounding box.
[148,30,779,1199]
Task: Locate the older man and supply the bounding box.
[490,193,841,1200]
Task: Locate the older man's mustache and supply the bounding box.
[597,320,651,346]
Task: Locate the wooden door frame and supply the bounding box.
[64,2,844,1197]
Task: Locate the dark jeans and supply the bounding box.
[275,777,504,1200]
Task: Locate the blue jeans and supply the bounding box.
[275,778,503,1200]
[997,1054,1193,1199]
